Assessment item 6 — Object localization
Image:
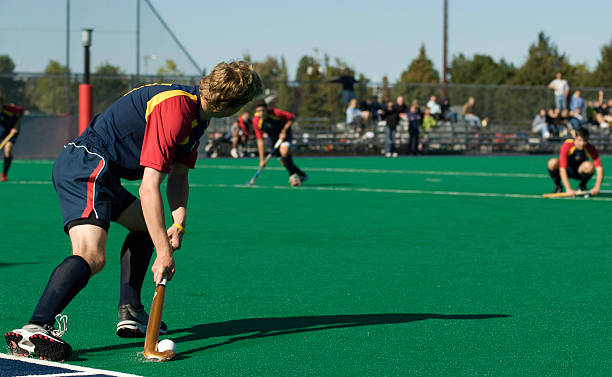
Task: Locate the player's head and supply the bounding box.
[199,61,263,116]
[575,128,589,149]
[254,99,267,116]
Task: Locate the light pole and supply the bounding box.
[79,28,93,135]
[144,54,157,76]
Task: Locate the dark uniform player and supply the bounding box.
[5,61,262,361]
[547,128,604,196]
[252,99,307,186]
[0,91,25,181]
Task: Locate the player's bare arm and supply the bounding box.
[140,167,175,283]
[167,162,189,249]
[279,119,293,140]
[591,166,604,196]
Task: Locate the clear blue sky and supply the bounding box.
[1,0,611,83]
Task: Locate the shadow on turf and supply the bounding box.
[73,313,509,360]
[0,262,40,268]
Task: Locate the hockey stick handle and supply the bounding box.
[247,138,285,186]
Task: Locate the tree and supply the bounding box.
[394,44,440,103]
[0,55,24,105]
[449,53,515,85]
[26,60,73,114]
[510,32,573,86]
[156,59,183,81]
[92,62,128,114]
[277,56,294,112]
[295,55,326,118]
[591,37,612,87]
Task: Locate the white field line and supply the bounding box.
[6,180,612,201]
[194,164,549,178]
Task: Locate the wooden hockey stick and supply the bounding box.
[0,129,17,151]
[143,277,175,362]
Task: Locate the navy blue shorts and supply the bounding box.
[0,127,19,144]
[267,129,292,156]
[52,140,136,234]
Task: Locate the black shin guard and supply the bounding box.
[280,155,305,176]
[579,173,593,189]
[548,169,561,187]
[4,155,12,174]
[30,255,92,326]
[119,231,154,308]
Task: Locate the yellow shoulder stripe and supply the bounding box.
[145,90,197,120]
[124,82,172,97]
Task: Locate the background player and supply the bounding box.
[547,128,604,196]
[252,97,307,186]
[4,61,262,361]
[0,90,25,181]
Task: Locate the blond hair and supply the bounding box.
[199,61,263,112]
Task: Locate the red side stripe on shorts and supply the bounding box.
[81,159,105,218]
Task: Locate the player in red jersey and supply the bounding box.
[5,61,262,361]
[252,97,307,186]
[0,91,25,181]
[547,128,604,196]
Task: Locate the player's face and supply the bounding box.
[574,136,586,150]
[211,105,242,118]
[255,106,266,117]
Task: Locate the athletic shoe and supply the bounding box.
[116,304,168,338]
[5,315,71,361]
[289,174,302,187]
[392,152,398,158]
[385,152,391,158]
[230,148,239,158]
[0,173,6,182]
[553,185,563,193]
[299,173,308,184]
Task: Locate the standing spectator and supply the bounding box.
[0,90,25,182]
[381,101,400,158]
[426,96,442,119]
[548,72,569,110]
[569,89,584,114]
[406,104,422,155]
[532,108,549,139]
[462,97,481,128]
[329,68,359,106]
[230,111,251,158]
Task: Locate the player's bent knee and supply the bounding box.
[73,249,106,275]
[547,158,559,170]
[579,161,594,174]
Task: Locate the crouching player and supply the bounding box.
[4,61,262,361]
[252,99,307,186]
[547,128,604,196]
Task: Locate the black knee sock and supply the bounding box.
[579,173,593,188]
[281,155,305,176]
[29,255,91,326]
[119,231,154,309]
[4,155,12,174]
[548,169,561,187]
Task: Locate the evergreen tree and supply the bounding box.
[92,62,128,114]
[295,55,326,118]
[510,32,573,86]
[394,44,440,104]
[449,53,515,85]
[591,37,612,87]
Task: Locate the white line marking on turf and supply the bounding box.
[0,353,142,377]
[7,180,612,201]
[195,164,549,178]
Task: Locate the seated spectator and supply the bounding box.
[426,96,442,119]
[422,108,436,132]
[586,101,598,125]
[569,89,585,114]
[532,108,549,139]
[346,98,365,133]
[559,108,570,137]
[462,97,481,128]
[567,108,583,133]
[441,96,458,124]
[546,108,560,138]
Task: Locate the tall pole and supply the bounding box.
[442,0,448,99]
[136,0,140,81]
[66,0,70,114]
[79,29,93,135]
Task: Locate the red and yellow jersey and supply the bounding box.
[0,104,24,130]
[83,83,208,180]
[559,139,601,169]
[251,108,295,140]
